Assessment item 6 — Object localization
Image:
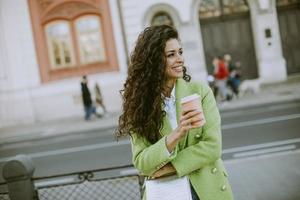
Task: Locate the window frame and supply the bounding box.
[199,0,250,21]
[151,11,174,26]
[28,0,118,83]
[45,20,76,69]
[74,14,107,65]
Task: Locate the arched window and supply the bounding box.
[45,21,75,68]
[75,15,106,65]
[28,0,118,82]
[151,12,174,26]
[199,0,249,19]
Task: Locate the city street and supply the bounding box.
[1,100,300,199]
[1,1,300,200]
[221,100,300,159]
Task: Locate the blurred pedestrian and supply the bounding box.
[80,75,99,120]
[116,25,233,200]
[224,54,234,72]
[224,54,237,98]
[228,61,242,97]
[94,82,106,116]
[210,57,219,98]
[214,56,230,102]
[207,74,215,90]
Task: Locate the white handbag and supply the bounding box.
[145,175,192,200]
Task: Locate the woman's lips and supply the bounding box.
[172,66,183,72]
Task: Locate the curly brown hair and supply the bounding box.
[115,25,191,144]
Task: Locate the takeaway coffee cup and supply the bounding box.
[180,94,205,127]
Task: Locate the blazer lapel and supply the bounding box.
[160,79,192,147]
[175,79,191,149]
[160,114,172,137]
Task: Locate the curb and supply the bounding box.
[219,96,300,112]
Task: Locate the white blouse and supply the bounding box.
[164,86,177,130]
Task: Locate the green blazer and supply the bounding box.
[131,79,233,200]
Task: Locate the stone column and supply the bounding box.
[2,155,37,200]
[247,0,287,83]
[179,22,208,82]
[0,0,39,127]
[179,19,207,81]
[180,0,209,82]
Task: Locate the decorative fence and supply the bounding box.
[0,193,9,200]
[0,183,10,200]
[37,175,142,200]
[2,164,144,200]
[35,167,143,200]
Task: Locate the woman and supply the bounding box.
[116,25,233,200]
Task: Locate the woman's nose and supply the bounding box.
[176,53,184,63]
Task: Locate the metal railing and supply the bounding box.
[0,183,10,200]
[0,194,10,200]
[2,155,144,200]
[34,166,144,200]
[37,175,141,200]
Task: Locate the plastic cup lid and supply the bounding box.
[180,94,200,104]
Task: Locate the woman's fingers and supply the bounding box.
[176,110,205,137]
[180,109,202,122]
[182,109,201,117]
[180,113,204,125]
[179,114,205,132]
[191,118,206,128]
[181,109,198,116]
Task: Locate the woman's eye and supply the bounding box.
[179,51,183,55]
[167,53,174,57]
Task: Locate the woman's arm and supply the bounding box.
[131,134,177,176]
[131,110,202,177]
[150,163,176,179]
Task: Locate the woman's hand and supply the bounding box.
[150,163,176,179]
[166,109,204,153]
[177,109,204,138]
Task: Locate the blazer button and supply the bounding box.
[221,185,227,191]
[211,167,218,174]
[195,134,201,139]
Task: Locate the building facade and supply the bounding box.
[0,0,299,127]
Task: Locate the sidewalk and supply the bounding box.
[219,75,300,111]
[1,75,300,144]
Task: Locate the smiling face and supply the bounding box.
[164,38,184,86]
